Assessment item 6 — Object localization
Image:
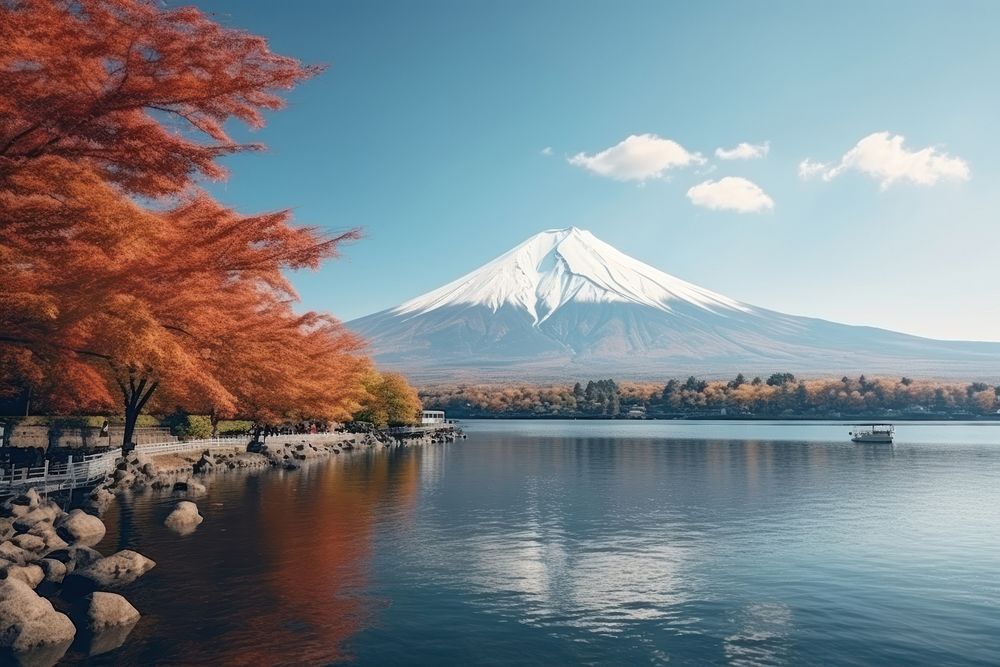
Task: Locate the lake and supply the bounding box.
[68,420,1000,665]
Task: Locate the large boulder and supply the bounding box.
[111,469,134,485]
[61,550,155,596]
[0,564,44,589]
[164,501,203,535]
[55,509,106,547]
[87,487,116,515]
[37,559,67,585]
[26,524,68,553]
[0,518,14,540]
[171,479,206,496]
[0,578,76,652]
[10,534,45,555]
[12,504,61,534]
[3,489,41,515]
[70,592,142,659]
[0,542,30,566]
[77,592,141,631]
[43,546,104,574]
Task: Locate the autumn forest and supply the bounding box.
[421,375,1000,420]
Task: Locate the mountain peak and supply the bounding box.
[349,228,1000,381]
[393,228,749,324]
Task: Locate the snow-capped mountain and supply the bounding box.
[392,227,749,324]
[348,228,1000,381]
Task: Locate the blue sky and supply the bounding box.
[188,0,999,341]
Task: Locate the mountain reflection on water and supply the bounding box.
[64,421,1000,666]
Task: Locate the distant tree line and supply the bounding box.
[419,375,1000,419]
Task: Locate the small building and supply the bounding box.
[421,410,446,424]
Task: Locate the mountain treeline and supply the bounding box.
[420,375,1000,419]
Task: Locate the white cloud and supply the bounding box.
[686,176,774,213]
[568,133,705,182]
[541,146,553,156]
[715,141,770,160]
[798,158,827,179]
[799,131,970,189]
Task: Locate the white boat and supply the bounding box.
[850,423,894,443]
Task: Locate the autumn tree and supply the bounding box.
[354,372,422,428]
[1,0,366,446]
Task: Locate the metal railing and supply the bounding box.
[132,432,351,456]
[134,435,250,456]
[0,448,122,493]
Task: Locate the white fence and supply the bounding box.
[132,432,351,457]
[133,435,250,456]
[0,448,122,494]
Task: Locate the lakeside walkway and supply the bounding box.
[0,424,461,495]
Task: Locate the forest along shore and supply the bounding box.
[0,425,462,666]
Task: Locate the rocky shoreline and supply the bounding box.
[0,488,151,667]
[0,428,461,666]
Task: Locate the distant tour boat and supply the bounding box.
[850,423,894,444]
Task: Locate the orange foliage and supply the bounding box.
[1,1,368,444]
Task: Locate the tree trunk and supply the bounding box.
[119,376,159,451]
[210,408,219,439]
[122,406,138,453]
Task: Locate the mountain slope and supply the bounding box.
[348,228,1000,380]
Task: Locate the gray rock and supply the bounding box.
[62,550,155,596]
[171,478,206,496]
[0,542,30,566]
[87,487,116,514]
[37,559,67,584]
[12,505,60,534]
[55,509,106,547]
[26,525,68,553]
[43,546,104,574]
[0,578,75,652]
[11,534,45,554]
[1,564,44,588]
[150,476,174,489]
[10,489,41,510]
[164,501,203,535]
[3,503,31,520]
[77,592,141,631]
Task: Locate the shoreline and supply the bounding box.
[441,414,1000,422]
[90,426,463,509]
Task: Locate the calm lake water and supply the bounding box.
[69,420,1000,666]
